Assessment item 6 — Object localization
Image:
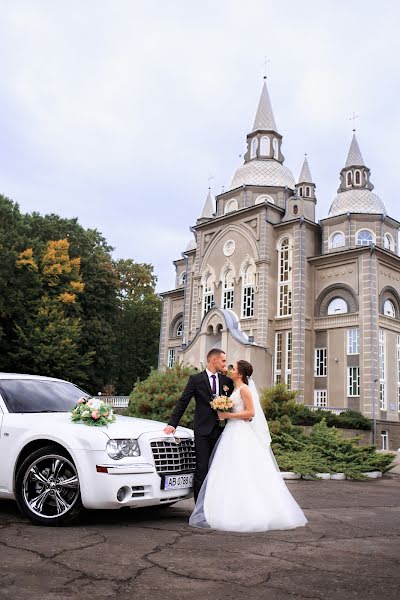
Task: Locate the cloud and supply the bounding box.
[0,0,400,291]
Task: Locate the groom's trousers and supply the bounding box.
[193,424,222,501]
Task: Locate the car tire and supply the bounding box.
[15,445,83,526]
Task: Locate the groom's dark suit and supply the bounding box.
[167,370,234,500]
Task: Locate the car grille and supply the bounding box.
[151,438,196,475]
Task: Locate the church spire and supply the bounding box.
[294,155,316,219]
[197,189,215,223]
[337,134,373,193]
[252,80,277,132]
[244,79,285,164]
[345,133,365,167]
[298,156,313,184]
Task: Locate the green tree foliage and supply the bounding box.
[11,239,93,385]
[12,298,93,382]
[128,363,198,427]
[112,260,161,394]
[0,194,161,392]
[23,212,120,392]
[0,196,30,363]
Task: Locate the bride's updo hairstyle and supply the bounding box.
[236,360,253,385]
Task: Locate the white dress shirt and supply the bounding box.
[206,368,220,396]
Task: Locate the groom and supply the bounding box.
[163,348,234,501]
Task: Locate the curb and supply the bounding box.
[281,471,383,480]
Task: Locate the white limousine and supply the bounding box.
[0,373,195,526]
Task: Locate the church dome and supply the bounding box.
[228,159,296,191]
[328,189,386,217]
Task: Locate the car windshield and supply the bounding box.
[0,379,90,413]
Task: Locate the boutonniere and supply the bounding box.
[223,385,229,395]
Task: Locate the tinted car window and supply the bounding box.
[0,379,89,413]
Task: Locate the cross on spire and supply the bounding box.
[262,57,271,80]
[207,175,215,190]
[348,112,359,132]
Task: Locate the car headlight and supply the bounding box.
[106,439,140,460]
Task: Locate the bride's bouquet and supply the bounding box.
[210,395,234,427]
[70,397,116,427]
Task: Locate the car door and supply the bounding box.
[0,394,8,493]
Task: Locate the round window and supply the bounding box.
[223,240,236,257]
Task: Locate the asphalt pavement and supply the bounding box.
[0,465,399,600]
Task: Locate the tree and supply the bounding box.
[12,298,93,383]
[112,259,162,394]
[23,213,119,393]
[11,238,93,386]
[0,195,161,392]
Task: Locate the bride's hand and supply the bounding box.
[217,411,229,420]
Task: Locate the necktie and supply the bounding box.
[211,374,217,395]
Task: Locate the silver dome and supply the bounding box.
[328,189,386,217]
[228,159,295,191]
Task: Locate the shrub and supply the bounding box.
[261,383,372,430]
[272,419,396,479]
[127,363,198,428]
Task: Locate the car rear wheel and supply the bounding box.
[16,445,83,526]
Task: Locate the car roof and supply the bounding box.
[0,373,67,383]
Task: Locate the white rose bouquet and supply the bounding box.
[70,397,116,427]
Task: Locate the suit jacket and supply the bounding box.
[168,371,234,435]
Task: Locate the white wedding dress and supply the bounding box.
[189,384,307,532]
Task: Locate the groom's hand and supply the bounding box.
[163,425,176,434]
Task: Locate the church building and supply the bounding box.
[159,80,400,450]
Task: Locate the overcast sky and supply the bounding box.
[1,1,399,291]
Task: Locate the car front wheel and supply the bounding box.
[16,445,83,526]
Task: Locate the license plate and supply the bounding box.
[162,474,194,490]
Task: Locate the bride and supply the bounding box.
[189,360,307,532]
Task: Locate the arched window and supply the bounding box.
[178,271,187,286]
[327,298,348,315]
[384,233,394,252]
[170,314,183,338]
[293,204,298,215]
[357,229,374,246]
[355,170,361,185]
[260,136,270,156]
[224,198,238,214]
[272,138,279,159]
[383,299,396,318]
[330,232,345,249]
[299,187,303,197]
[305,186,310,197]
[203,274,214,315]
[347,172,352,186]
[278,238,292,316]
[250,138,258,159]
[222,268,234,310]
[242,264,255,318]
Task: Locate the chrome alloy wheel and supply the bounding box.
[22,454,80,519]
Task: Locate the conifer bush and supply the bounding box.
[272,420,396,479]
[261,383,372,431]
[127,363,198,427]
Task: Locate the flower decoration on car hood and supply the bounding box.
[71,397,116,427]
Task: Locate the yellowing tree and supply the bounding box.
[41,239,84,298]
[12,239,91,383]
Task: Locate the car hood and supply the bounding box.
[6,412,193,441]
[102,415,193,440]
